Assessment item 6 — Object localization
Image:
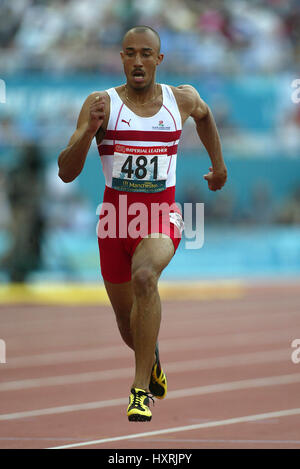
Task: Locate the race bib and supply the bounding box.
[112,144,169,193]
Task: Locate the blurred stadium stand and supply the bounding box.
[0,0,300,282]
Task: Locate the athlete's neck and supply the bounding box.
[124,83,160,107]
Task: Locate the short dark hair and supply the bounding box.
[123,25,161,53]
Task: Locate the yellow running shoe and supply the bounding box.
[149,343,167,399]
[127,388,153,422]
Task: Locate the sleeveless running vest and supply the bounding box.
[97,84,182,193]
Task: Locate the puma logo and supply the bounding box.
[122,118,131,127]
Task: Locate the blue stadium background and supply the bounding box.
[0,0,300,283]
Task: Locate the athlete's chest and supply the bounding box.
[114,105,177,132]
[96,106,179,147]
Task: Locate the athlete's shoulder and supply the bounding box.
[169,84,200,104]
[169,85,208,120]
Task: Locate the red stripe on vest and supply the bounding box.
[104,130,181,142]
[98,144,178,157]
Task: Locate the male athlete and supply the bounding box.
[58,26,227,422]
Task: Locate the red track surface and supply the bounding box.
[0,282,300,449]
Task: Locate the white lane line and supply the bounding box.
[0,437,96,441]
[0,349,289,392]
[0,437,299,445]
[6,346,130,369]
[129,438,300,445]
[1,373,299,422]
[5,328,295,369]
[4,300,297,354]
[0,397,126,421]
[47,407,300,449]
[0,368,132,392]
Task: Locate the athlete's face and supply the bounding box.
[120,31,163,90]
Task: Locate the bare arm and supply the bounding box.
[58,92,107,183]
[176,85,227,191]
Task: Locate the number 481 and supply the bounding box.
[121,155,158,180]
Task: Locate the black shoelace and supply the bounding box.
[133,390,155,407]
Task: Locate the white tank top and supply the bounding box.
[97,84,182,193]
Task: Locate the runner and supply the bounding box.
[58,25,227,422]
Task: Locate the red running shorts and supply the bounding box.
[97,185,183,283]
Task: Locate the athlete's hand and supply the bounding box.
[87,95,106,135]
[204,166,227,191]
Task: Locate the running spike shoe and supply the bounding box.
[127,388,154,422]
[149,343,167,399]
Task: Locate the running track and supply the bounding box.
[0,281,299,449]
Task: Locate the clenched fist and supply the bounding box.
[203,166,227,191]
[88,95,106,136]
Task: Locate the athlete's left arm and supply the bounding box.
[184,85,227,191]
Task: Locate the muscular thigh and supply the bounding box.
[131,234,175,277]
[104,235,174,313]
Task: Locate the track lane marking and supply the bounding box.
[0,348,290,391]
[47,407,300,449]
[5,327,296,369]
[1,373,299,421]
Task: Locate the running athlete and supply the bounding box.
[58,26,227,422]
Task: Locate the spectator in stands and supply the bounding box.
[2,141,46,282]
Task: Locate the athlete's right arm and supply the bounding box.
[58,92,106,183]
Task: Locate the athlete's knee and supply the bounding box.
[132,266,158,297]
